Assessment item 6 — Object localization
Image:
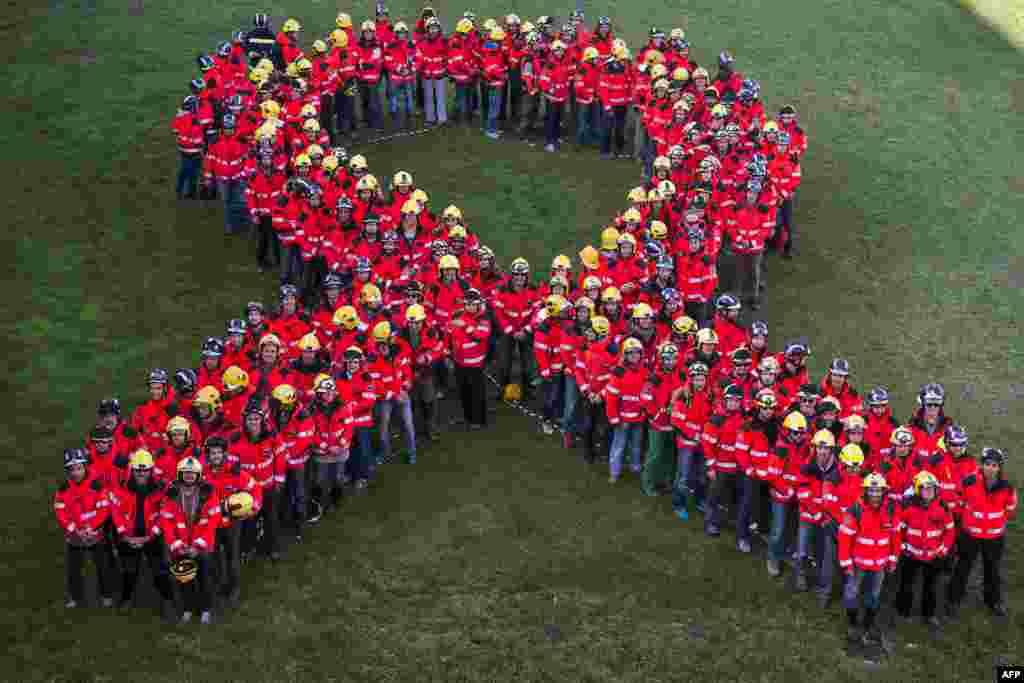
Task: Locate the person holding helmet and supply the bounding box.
[231,390,281,560]
[894,470,955,627]
[640,342,685,496]
[153,415,202,482]
[306,375,353,513]
[734,389,781,552]
[191,385,237,445]
[605,337,650,483]
[269,283,312,361]
[416,17,448,127]
[819,358,861,418]
[196,336,227,391]
[795,429,843,605]
[335,346,378,489]
[598,42,631,159]
[838,415,873,473]
[55,448,115,609]
[947,447,1017,618]
[202,436,261,607]
[288,332,332,397]
[838,473,901,647]
[535,295,570,434]
[249,333,294,400]
[495,257,539,400]
[450,289,492,429]
[598,286,627,339]
[814,396,842,442]
[161,456,222,624]
[396,303,444,440]
[108,449,174,617]
[353,20,385,131]
[367,321,417,464]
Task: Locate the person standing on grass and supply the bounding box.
[481,27,508,139]
[894,471,954,628]
[640,342,685,496]
[55,448,115,609]
[599,44,631,159]
[795,429,843,607]
[450,288,492,430]
[354,21,385,132]
[605,337,649,483]
[416,17,448,127]
[539,40,570,152]
[173,96,205,199]
[384,22,416,130]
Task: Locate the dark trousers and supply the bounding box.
[319,93,335,141]
[705,471,740,531]
[684,301,710,328]
[177,552,215,613]
[410,373,438,434]
[776,197,795,252]
[455,365,487,426]
[176,153,201,198]
[737,476,772,541]
[117,538,172,604]
[215,525,242,598]
[358,80,381,129]
[544,101,563,146]
[601,105,627,155]
[502,68,523,121]
[579,398,610,462]
[283,467,308,531]
[254,487,281,556]
[895,556,942,618]
[497,333,532,388]
[302,256,327,308]
[334,86,356,134]
[541,374,565,422]
[948,533,1005,608]
[65,541,114,603]
[256,215,280,268]
[345,426,374,482]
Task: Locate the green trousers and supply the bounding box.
[641,429,676,495]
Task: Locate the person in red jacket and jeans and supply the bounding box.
[540,41,571,151]
[599,45,632,158]
[173,95,204,199]
[605,337,650,483]
[55,448,115,609]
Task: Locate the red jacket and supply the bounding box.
[159,481,222,558]
[246,169,286,220]
[959,475,1017,540]
[533,317,567,377]
[109,478,167,540]
[306,399,353,459]
[205,134,248,181]
[273,403,318,469]
[539,59,571,103]
[675,251,716,305]
[574,62,600,104]
[670,383,715,448]
[598,61,631,107]
[204,462,262,528]
[838,498,902,572]
[723,203,773,254]
[481,42,508,87]
[367,343,412,398]
[899,496,955,561]
[385,40,417,85]
[450,311,491,367]
[446,37,478,84]
[54,474,110,540]
[430,279,470,329]
[172,111,205,154]
[415,34,447,78]
[796,458,842,525]
[231,429,285,491]
[712,315,747,359]
[736,418,779,479]
[130,396,177,451]
[643,366,686,431]
[353,40,384,84]
[577,337,618,397]
[605,362,650,425]
[335,369,377,428]
[493,283,538,335]
[864,410,898,471]
[701,410,746,474]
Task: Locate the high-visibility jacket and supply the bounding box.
[204,463,262,528]
[701,410,745,474]
[353,40,385,84]
[367,343,412,398]
[152,444,201,483]
[736,418,779,478]
[480,42,508,87]
[539,59,571,103]
[109,478,167,540]
[493,283,538,335]
[450,311,491,367]
[246,170,286,220]
[864,409,899,471]
[335,370,377,428]
[269,310,313,360]
[574,62,600,105]
[796,458,842,525]
[172,111,205,154]
[605,363,650,425]
[230,429,284,490]
[670,383,714,448]
[446,37,478,84]
[944,454,980,520]
[534,317,566,377]
[160,482,222,558]
[598,60,631,108]
[415,35,447,78]
[907,413,952,461]
[642,366,686,431]
[430,278,470,329]
[54,474,110,539]
[819,377,863,418]
[838,498,901,572]
[306,399,353,461]
[576,337,619,397]
[899,496,955,561]
[220,387,256,430]
[271,194,303,248]
[206,134,248,181]
[768,153,801,201]
[130,395,177,451]
[910,449,958,503]
[959,475,1017,540]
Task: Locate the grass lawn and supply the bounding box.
[2,0,1022,681]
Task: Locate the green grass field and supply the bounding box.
[3,0,1022,680]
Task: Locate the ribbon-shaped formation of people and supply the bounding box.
[55,10,1015,652]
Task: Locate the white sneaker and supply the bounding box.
[180,611,193,624]
[64,599,77,609]
[200,610,213,624]
[542,422,554,435]
[100,597,114,608]
[544,143,556,152]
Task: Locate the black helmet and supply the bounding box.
[323,272,345,289]
[64,448,89,469]
[254,13,269,29]
[197,55,215,71]
[174,368,198,395]
[750,320,768,337]
[227,318,247,336]
[148,368,169,385]
[182,95,199,112]
[201,336,225,358]
[97,398,121,417]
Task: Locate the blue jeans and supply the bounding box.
[345,425,374,482]
[176,153,200,197]
[798,521,838,594]
[218,179,245,232]
[388,82,413,116]
[544,100,562,146]
[576,102,598,145]
[601,105,627,155]
[485,86,502,133]
[672,445,704,511]
[284,468,307,528]
[843,568,885,610]
[282,244,304,285]
[561,375,579,433]
[376,397,416,462]
[454,83,473,118]
[736,475,769,543]
[359,80,382,129]
[541,374,565,423]
[767,500,791,561]
[609,423,644,479]
[335,85,356,133]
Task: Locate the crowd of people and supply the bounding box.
[56,9,1016,648]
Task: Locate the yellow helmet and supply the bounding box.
[503,383,523,402]
[591,316,610,336]
[225,491,255,519]
[306,144,324,159]
[653,155,671,171]
[438,254,460,271]
[360,283,382,304]
[297,333,321,352]
[763,119,780,133]
[551,254,571,270]
[372,321,392,342]
[583,46,599,62]
[356,175,379,192]
[696,328,718,346]
[914,470,939,495]
[838,443,865,467]
[271,384,298,407]
[783,411,808,433]
[623,207,642,223]
[601,286,622,303]
[330,29,349,48]
[863,472,889,491]
[176,455,203,480]
[632,302,654,320]
[300,102,317,118]
[447,224,468,239]
[672,315,697,335]
[333,305,360,329]
[401,199,421,216]
[811,429,836,448]
[256,122,277,141]
[166,415,191,436]
[412,188,429,203]
[349,154,368,170]
[361,19,375,32]
[612,44,629,60]
[442,204,463,220]
[312,373,333,392]
[282,18,301,33]
[711,103,729,118]
[256,58,274,72]
[295,58,312,72]
[545,295,568,317]
[649,221,668,240]
[336,12,353,28]
[672,67,690,83]
[294,154,312,168]
[645,49,665,66]
[260,100,281,119]
[259,333,282,349]
[248,68,266,83]
[302,119,320,134]
[394,21,409,33]
[579,245,600,270]
[627,186,647,203]
[483,18,499,31]
[491,28,506,41]
[405,304,427,323]
[456,18,474,34]
[550,40,567,51]
[600,226,621,250]
[129,449,155,470]
[651,65,669,81]
[844,414,867,432]
[393,170,413,187]
[222,365,249,392]
[193,386,222,411]
[622,337,644,353]
[322,156,339,173]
